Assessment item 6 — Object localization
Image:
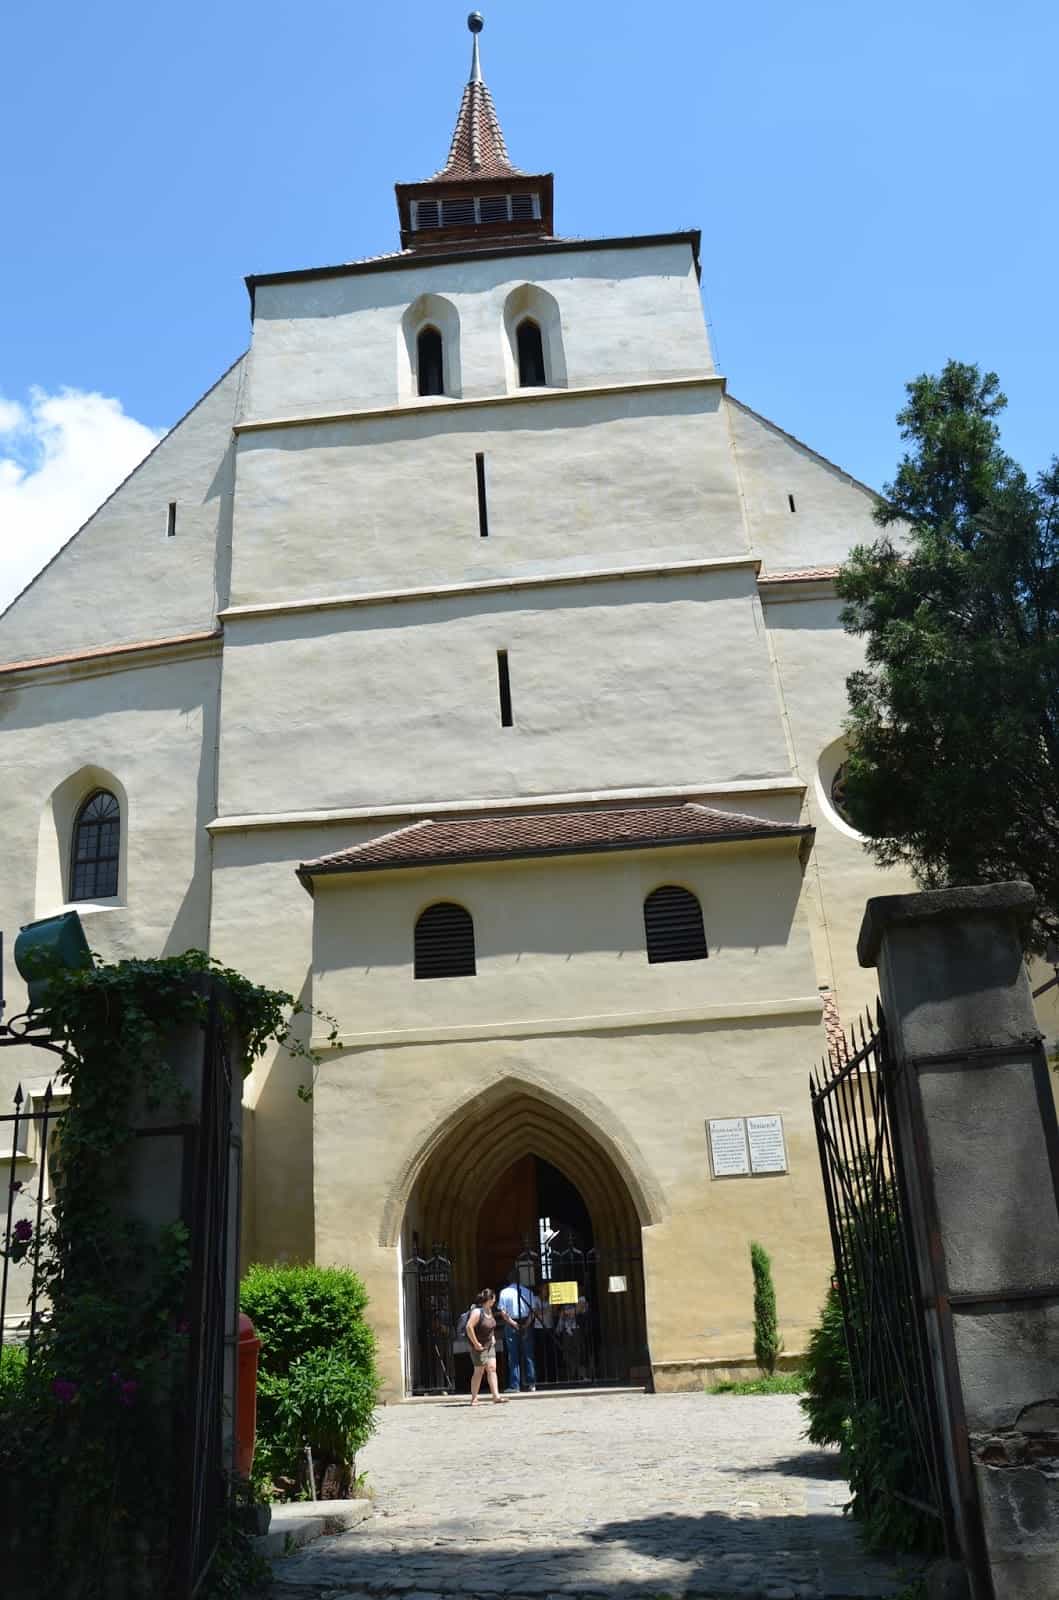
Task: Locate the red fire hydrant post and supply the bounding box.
[236,1313,261,1478]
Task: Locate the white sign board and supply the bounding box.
[747,1115,788,1174]
[707,1118,750,1178]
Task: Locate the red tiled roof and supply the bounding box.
[758,566,841,584]
[299,804,813,882]
[431,76,522,182]
[819,989,847,1065]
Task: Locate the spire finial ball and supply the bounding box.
[468,12,484,33]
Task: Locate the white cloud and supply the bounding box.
[0,387,160,612]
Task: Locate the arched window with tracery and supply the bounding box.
[70,789,120,901]
[414,902,476,979]
[516,318,547,386]
[417,326,445,396]
[643,885,708,964]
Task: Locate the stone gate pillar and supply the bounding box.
[858,882,1059,1600]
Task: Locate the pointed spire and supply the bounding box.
[431,13,523,183]
[469,11,483,83]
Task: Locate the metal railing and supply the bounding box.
[810,1007,950,1532]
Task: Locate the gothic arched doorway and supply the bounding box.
[400,1087,650,1395]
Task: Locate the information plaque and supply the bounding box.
[747,1114,788,1174]
[707,1118,750,1178]
[547,1281,579,1306]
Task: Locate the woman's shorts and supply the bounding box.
[471,1340,496,1367]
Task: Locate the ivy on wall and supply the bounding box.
[0,948,336,1599]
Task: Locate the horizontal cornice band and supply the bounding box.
[234,373,725,436]
[310,994,824,1052]
[219,554,760,624]
[0,629,222,685]
[207,778,806,835]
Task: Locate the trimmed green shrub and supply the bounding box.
[750,1240,781,1375]
[800,1283,851,1447]
[241,1263,379,1499]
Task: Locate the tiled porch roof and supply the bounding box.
[299,803,813,884]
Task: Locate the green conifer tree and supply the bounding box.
[750,1240,781,1375]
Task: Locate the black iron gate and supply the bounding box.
[810,1007,952,1542]
[403,1231,648,1395]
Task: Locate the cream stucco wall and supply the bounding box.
[217,570,792,818]
[0,361,242,666]
[242,242,710,422]
[761,590,915,1016]
[310,841,814,1039]
[229,383,741,605]
[313,1016,831,1398]
[0,647,220,1114]
[728,397,880,572]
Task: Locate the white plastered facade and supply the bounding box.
[0,227,927,1390]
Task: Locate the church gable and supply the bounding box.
[727,395,879,573]
[0,357,244,668]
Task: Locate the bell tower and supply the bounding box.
[394,12,555,253]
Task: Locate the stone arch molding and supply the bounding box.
[400,293,462,400]
[380,1069,666,1248]
[36,764,129,916]
[502,283,568,391]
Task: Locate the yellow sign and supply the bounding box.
[547,1281,579,1306]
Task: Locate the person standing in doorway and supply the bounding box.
[466,1288,506,1406]
[497,1274,540,1393]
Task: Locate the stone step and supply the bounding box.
[252,1496,373,1560]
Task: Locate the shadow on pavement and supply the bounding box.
[266,1505,916,1599]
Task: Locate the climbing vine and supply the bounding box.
[0,948,335,1598]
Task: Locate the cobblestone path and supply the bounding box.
[267,1391,919,1600]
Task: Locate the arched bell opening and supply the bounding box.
[401,1088,650,1394]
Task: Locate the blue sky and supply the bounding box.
[1,0,1055,603]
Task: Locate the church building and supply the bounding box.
[0,16,923,1396]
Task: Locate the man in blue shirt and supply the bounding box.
[497,1276,541,1393]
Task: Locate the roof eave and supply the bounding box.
[246,229,702,315]
[298,823,814,885]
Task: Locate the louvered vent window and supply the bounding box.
[414,902,477,979]
[443,197,476,228]
[643,885,708,965]
[410,194,541,231]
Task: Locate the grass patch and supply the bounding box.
[707,1371,806,1395]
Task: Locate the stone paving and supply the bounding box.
[266,1391,922,1600]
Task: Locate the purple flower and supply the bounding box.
[12,1220,32,1243]
[119,1380,138,1408]
[52,1379,78,1405]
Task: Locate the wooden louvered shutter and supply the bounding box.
[643,886,708,964]
[414,903,476,979]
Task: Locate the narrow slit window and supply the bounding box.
[166,501,177,538]
[496,650,513,727]
[475,453,489,538]
[417,326,445,396]
[788,493,796,513]
[516,319,547,387]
